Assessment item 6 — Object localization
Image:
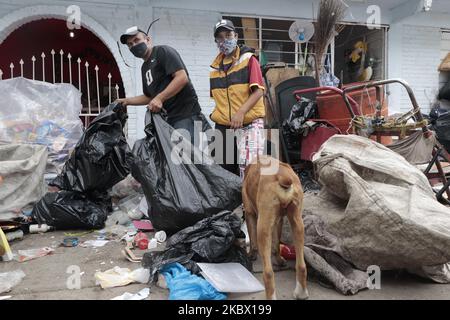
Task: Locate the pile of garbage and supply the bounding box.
[0,78,84,173]
[6,78,450,300]
[32,102,134,230]
[0,81,250,300]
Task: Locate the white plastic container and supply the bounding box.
[29,224,53,233]
[155,231,166,243]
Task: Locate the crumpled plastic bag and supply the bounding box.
[117,194,144,220]
[94,267,149,289]
[161,263,226,300]
[142,211,250,281]
[0,270,26,293]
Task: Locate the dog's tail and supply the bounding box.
[278,173,293,189]
[277,172,296,209]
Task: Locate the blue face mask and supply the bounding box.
[218,38,237,56]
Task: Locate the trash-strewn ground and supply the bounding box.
[3,223,450,300]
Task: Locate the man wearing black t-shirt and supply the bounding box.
[117,26,206,145]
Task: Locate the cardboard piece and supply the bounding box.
[439,53,450,72]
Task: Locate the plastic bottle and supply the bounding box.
[5,230,24,242]
[29,224,53,234]
[134,232,149,250]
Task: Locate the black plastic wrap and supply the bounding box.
[32,190,110,230]
[132,112,242,234]
[50,103,134,193]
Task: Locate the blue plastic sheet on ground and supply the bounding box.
[161,263,227,300]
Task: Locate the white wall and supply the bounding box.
[148,0,386,25]
[387,10,450,115]
[388,23,441,114]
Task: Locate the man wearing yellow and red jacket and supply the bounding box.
[210,19,266,178]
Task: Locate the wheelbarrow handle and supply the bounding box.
[342,79,424,122]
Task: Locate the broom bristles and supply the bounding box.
[314,0,346,81]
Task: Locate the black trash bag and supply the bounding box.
[439,79,450,101]
[432,111,450,152]
[31,190,110,230]
[142,210,251,282]
[50,103,134,193]
[132,112,242,234]
[282,97,318,150]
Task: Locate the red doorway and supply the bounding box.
[0,18,125,125]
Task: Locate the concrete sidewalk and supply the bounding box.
[1,230,450,300]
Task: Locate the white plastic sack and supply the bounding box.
[0,77,83,173]
[197,263,264,293]
[312,135,450,270]
[0,144,47,219]
[95,267,149,289]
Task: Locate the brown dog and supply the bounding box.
[242,155,308,300]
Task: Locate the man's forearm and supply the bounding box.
[127,95,152,106]
[156,70,189,103]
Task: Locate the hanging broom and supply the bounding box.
[313,0,346,86]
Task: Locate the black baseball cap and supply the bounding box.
[214,19,235,38]
[120,26,148,44]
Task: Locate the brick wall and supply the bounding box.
[152,7,220,115]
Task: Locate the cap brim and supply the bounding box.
[214,26,235,37]
[120,29,147,44]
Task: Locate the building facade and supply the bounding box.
[1,0,449,144]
